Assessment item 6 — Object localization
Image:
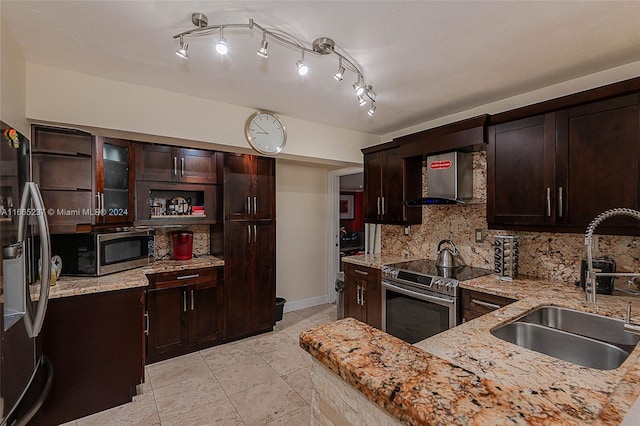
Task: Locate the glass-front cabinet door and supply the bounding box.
[95,137,135,225]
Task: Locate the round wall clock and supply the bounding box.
[244,111,287,155]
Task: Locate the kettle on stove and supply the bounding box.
[436,239,465,269]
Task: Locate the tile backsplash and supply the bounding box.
[153,225,210,260]
[381,152,639,283]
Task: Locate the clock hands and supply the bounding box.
[253,122,269,135]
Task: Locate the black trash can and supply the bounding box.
[275,297,287,322]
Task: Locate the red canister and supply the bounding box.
[171,231,193,260]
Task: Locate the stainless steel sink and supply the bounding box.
[491,306,640,370]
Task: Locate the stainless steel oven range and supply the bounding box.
[381,260,492,344]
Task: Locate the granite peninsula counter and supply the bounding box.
[304,255,640,424]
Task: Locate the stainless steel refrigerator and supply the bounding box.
[1,122,53,426]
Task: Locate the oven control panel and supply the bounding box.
[382,266,459,296]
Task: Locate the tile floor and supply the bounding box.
[64,304,337,426]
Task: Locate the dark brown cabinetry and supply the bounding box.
[363,148,421,225]
[94,137,135,225]
[146,267,223,363]
[31,126,94,233]
[343,263,382,329]
[488,93,640,235]
[31,127,136,232]
[461,289,516,322]
[213,153,276,341]
[36,288,145,426]
[223,153,275,221]
[135,144,217,184]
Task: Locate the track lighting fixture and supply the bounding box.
[173,13,378,116]
[176,36,188,59]
[215,27,228,55]
[257,33,268,58]
[334,58,345,81]
[296,51,309,76]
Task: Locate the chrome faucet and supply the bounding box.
[584,208,640,304]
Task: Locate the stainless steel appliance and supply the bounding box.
[494,235,519,280]
[1,122,54,425]
[50,229,155,276]
[382,259,492,344]
[406,151,473,205]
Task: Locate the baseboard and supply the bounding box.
[283,295,331,313]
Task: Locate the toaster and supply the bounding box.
[579,257,616,295]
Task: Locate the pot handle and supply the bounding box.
[437,239,458,254]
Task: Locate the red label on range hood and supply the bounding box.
[429,160,452,170]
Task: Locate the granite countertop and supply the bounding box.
[32,255,224,300]
[311,255,640,424]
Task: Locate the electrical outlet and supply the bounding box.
[404,226,410,236]
[474,229,484,243]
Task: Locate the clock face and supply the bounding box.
[244,111,287,155]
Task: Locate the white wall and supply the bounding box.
[25,63,379,165]
[381,61,640,143]
[276,160,330,310]
[0,18,27,135]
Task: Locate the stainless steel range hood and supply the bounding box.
[407,151,473,205]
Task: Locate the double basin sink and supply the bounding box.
[491,306,640,370]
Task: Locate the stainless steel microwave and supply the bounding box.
[51,230,155,276]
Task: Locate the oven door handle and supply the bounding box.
[382,281,456,306]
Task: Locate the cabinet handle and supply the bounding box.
[173,157,178,177]
[254,224,257,243]
[191,289,195,311]
[100,192,104,213]
[144,312,149,335]
[546,188,551,217]
[247,197,251,215]
[377,197,381,216]
[181,157,185,177]
[248,225,251,243]
[96,192,101,210]
[176,274,199,280]
[183,290,187,312]
[354,269,369,276]
[558,187,563,218]
[471,299,501,310]
[356,285,361,304]
[381,196,386,215]
[361,286,365,306]
[254,196,257,215]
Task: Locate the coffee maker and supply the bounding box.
[171,230,193,260]
[579,256,616,294]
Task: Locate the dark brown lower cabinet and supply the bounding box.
[461,288,516,322]
[146,267,223,363]
[343,263,382,329]
[34,288,145,426]
[223,220,276,340]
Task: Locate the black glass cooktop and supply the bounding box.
[387,259,493,281]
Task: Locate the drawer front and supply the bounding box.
[344,263,380,284]
[462,289,516,315]
[150,268,216,289]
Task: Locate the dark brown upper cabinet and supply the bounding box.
[223,153,275,221]
[135,144,217,184]
[363,147,421,225]
[488,91,640,235]
[94,137,135,225]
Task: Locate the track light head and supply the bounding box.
[216,37,228,55]
[334,65,345,81]
[357,95,367,107]
[368,102,376,116]
[296,51,308,76]
[176,36,189,59]
[257,37,268,58]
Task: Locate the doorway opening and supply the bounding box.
[327,167,363,303]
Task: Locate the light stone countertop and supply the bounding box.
[31,255,224,300]
[309,255,640,424]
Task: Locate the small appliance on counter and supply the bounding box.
[494,235,519,280]
[171,230,193,260]
[579,256,616,294]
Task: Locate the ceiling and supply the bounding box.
[2,1,639,136]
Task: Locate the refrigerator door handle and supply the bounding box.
[10,355,54,426]
[19,183,52,338]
